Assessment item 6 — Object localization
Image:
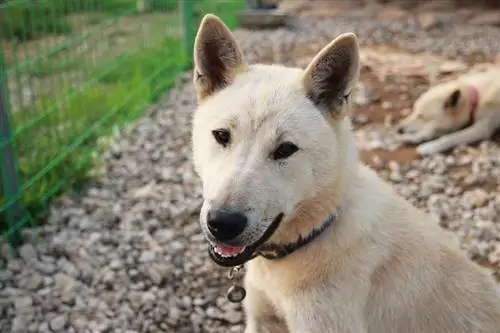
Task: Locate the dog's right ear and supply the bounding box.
[193,14,247,102]
[301,33,360,118]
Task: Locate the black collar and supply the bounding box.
[252,211,339,260]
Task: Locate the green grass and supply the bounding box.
[0,0,246,245]
[0,1,73,41]
[0,0,180,42]
[28,58,83,78]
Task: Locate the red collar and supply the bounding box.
[468,85,479,124]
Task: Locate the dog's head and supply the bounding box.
[191,14,360,266]
[396,82,473,143]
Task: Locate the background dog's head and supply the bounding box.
[396,81,472,143]
[190,14,360,265]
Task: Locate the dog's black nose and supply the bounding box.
[207,208,247,242]
[397,126,405,135]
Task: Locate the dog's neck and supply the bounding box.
[255,210,339,260]
[468,85,480,124]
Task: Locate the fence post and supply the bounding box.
[179,0,195,63]
[0,42,23,245]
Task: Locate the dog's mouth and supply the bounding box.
[208,213,284,267]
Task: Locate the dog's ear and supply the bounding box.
[301,33,360,116]
[193,14,247,101]
[443,89,461,109]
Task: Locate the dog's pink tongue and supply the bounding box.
[217,244,245,256]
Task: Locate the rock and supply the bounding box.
[70,313,88,331]
[146,266,164,285]
[376,7,408,21]
[467,241,491,259]
[381,101,392,109]
[138,251,156,263]
[11,317,27,333]
[153,229,176,244]
[439,60,467,74]
[19,244,38,262]
[19,273,44,291]
[476,220,498,242]
[108,258,123,270]
[353,82,373,106]
[416,0,456,11]
[14,296,33,314]
[488,244,500,264]
[0,270,13,282]
[469,12,500,27]
[38,322,50,333]
[463,189,489,209]
[54,273,77,293]
[33,260,56,275]
[206,306,224,320]
[353,114,370,125]
[418,12,442,30]
[50,314,68,331]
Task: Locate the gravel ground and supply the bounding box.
[1,11,500,333]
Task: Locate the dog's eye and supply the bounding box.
[272,142,299,160]
[212,129,231,147]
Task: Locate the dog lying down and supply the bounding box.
[397,66,500,155]
[190,14,500,333]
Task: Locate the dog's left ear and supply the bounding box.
[301,33,360,116]
[443,89,461,109]
[193,14,248,102]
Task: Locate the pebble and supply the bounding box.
[10,317,26,333]
[14,296,33,314]
[354,82,373,106]
[53,273,76,293]
[20,274,44,291]
[49,314,68,331]
[138,251,156,263]
[19,244,38,262]
[1,9,500,333]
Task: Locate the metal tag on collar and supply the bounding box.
[226,265,246,303]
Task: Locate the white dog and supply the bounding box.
[397,67,500,155]
[190,14,500,333]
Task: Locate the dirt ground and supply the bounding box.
[276,0,500,19]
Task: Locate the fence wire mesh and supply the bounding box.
[0,0,244,248]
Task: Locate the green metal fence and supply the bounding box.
[0,0,245,248]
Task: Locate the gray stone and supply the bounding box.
[14,296,33,314]
[138,251,156,263]
[19,244,38,262]
[38,322,50,333]
[50,314,68,331]
[21,273,44,291]
[354,82,373,106]
[11,317,27,333]
[54,273,77,292]
[469,12,500,27]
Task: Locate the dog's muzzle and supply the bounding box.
[207,213,285,267]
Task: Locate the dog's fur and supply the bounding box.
[396,67,500,155]
[191,14,500,333]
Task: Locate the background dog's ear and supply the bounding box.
[193,14,247,101]
[301,33,360,116]
[443,89,461,109]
